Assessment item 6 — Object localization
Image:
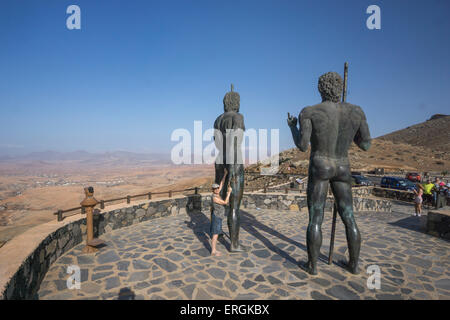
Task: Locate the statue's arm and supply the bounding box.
[354,107,371,151]
[288,108,311,152]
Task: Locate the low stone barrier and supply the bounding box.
[0,196,188,300]
[426,210,450,240]
[0,192,391,300]
[372,187,415,202]
[195,192,391,213]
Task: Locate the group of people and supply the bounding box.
[413,177,450,216]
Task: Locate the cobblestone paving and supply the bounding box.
[38,207,450,300]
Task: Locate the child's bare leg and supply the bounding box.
[211,234,221,256]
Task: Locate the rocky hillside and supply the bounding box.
[377,114,450,152]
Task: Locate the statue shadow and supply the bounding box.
[184,205,329,266]
[184,209,231,253]
[240,210,330,267]
[117,287,135,300]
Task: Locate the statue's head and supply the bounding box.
[223,84,240,112]
[318,72,343,103]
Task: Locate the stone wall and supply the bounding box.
[0,192,391,300]
[195,192,391,213]
[426,210,450,240]
[372,187,415,202]
[1,197,188,300]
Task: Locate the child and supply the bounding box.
[413,184,424,217]
[210,169,232,257]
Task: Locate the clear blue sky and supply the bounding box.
[0,0,449,155]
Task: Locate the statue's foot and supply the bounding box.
[343,260,360,275]
[230,244,249,253]
[301,261,317,275]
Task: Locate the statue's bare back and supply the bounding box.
[298,101,371,181]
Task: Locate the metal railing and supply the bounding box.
[54,187,201,221]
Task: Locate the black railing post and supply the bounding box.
[57,210,63,222]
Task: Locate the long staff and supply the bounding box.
[328,62,348,265]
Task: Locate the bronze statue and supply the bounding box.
[213,84,247,252]
[287,69,371,274]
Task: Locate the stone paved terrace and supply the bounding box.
[38,205,450,300]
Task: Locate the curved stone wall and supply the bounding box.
[0,193,391,300]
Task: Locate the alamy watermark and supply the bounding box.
[366,5,381,30]
[66,264,81,290]
[66,5,81,30]
[366,264,381,289]
[170,121,280,175]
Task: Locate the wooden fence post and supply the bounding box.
[81,187,103,254]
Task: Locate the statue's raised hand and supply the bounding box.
[287,112,297,128]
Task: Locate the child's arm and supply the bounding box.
[213,186,232,205]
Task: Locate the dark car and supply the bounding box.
[380,176,416,191]
[406,172,421,182]
[352,175,373,186]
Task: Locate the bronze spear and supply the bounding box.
[328,62,348,265]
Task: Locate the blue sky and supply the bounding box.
[0,0,449,155]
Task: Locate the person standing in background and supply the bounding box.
[413,184,424,217]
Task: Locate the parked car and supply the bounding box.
[368,168,385,175]
[352,175,373,186]
[406,172,421,182]
[380,176,416,191]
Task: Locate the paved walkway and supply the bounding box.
[38,206,450,300]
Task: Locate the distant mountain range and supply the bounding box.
[0,150,171,166]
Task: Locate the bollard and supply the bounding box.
[169,190,172,198]
[148,192,152,200]
[81,187,103,254]
[195,187,198,195]
[57,210,63,222]
[100,200,105,209]
[127,195,131,204]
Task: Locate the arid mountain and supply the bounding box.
[377,114,450,152]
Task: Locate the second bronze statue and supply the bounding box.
[213,84,248,252]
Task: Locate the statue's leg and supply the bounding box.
[215,162,225,185]
[215,163,227,200]
[228,164,246,252]
[330,180,361,274]
[306,174,329,275]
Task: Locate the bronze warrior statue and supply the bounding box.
[287,71,371,275]
[213,84,247,252]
